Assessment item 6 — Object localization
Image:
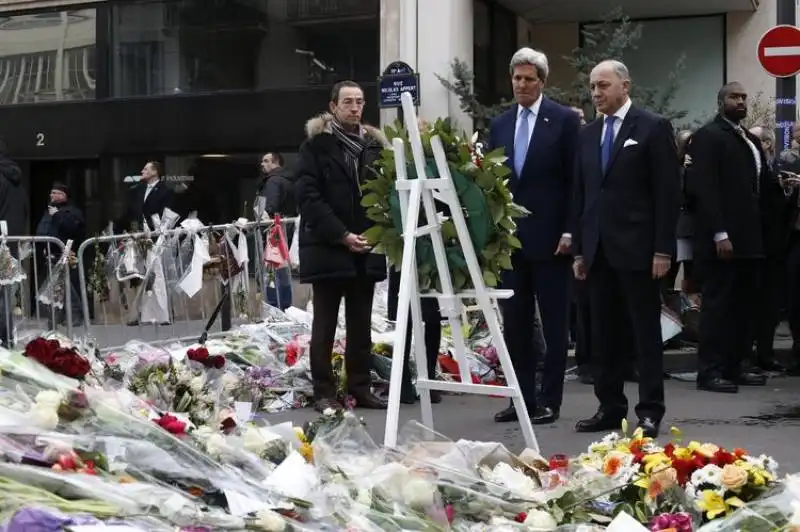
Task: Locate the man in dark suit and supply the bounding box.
[687,82,772,392]
[488,48,581,426]
[572,60,680,438]
[125,161,175,231]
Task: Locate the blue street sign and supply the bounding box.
[378,61,420,109]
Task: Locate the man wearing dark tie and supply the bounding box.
[572,60,680,438]
[125,161,175,231]
[488,48,581,425]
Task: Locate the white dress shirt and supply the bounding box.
[143,181,157,202]
[515,95,571,241]
[598,97,633,145]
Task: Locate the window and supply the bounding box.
[0,9,96,105]
[111,0,379,98]
[472,0,517,105]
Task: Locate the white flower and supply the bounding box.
[34,390,62,409]
[205,433,227,458]
[523,509,558,530]
[253,508,286,531]
[486,462,539,499]
[690,464,723,488]
[789,500,800,525]
[243,427,267,456]
[356,488,372,506]
[193,425,215,440]
[29,404,59,430]
[221,372,239,391]
[746,454,779,475]
[322,407,336,417]
[401,477,438,508]
[190,375,206,394]
[470,131,479,145]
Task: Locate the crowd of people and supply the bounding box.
[0,46,797,439]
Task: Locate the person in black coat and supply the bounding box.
[572,60,681,438]
[686,82,771,393]
[295,80,388,412]
[124,161,175,231]
[0,140,27,347]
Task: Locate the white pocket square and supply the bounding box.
[623,138,638,147]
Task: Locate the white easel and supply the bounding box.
[383,92,539,452]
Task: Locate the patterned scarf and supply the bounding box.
[330,118,367,184]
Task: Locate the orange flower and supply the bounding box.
[603,455,623,477]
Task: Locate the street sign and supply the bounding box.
[757,25,800,78]
[378,61,420,109]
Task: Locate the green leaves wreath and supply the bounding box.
[360,118,529,292]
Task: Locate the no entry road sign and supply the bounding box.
[758,25,800,78]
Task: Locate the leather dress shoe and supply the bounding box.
[494,405,519,423]
[351,393,388,410]
[314,397,343,413]
[531,406,559,425]
[758,360,786,373]
[737,372,767,386]
[637,417,660,438]
[697,377,738,393]
[575,411,625,433]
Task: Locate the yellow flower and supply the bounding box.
[299,442,314,463]
[697,490,745,520]
[697,443,721,458]
[642,453,672,474]
[672,446,693,460]
[697,490,727,520]
[294,426,308,444]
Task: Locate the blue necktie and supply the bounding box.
[601,115,617,172]
[514,108,532,177]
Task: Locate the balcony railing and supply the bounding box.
[286,0,377,22]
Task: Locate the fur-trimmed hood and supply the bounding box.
[304,113,389,148]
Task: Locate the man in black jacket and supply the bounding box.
[687,82,770,393]
[572,60,680,438]
[0,140,27,347]
[256,152,296,310]
[295,80,388,412]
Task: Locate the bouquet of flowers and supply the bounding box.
[0,238,25,286]
[37,240,73,310]
[23,337,91,380]
[114,238,146,282]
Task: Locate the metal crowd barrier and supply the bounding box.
[75,217,299,352]
[1,236,72,346]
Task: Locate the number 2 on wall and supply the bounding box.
[35,133,45,147]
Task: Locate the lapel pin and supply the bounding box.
[544,117,550,123]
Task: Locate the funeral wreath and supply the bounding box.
[361,118,529,292]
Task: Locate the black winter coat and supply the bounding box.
[295,113,388,283]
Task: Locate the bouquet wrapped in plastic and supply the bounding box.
[114,238,146,282]
[175,216,210,298]
[37,240,73,310]
[0,222,25,287]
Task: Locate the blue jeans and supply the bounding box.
[265,267,293,310]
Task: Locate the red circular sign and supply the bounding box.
[758,25,800,78]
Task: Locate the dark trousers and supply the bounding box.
[387,268,440,385]
[574,279,592,369]
[787,234,800,352]
[753,255,784,363]
[589,249,664,420]
[697,259,759,381]
[501,254,572,410]
[310,278,375,399]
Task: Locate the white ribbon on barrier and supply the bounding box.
[225,217,250,268]
[178,217,211,298]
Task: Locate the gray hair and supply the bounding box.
[509,47,549,81]
[594,59,631,82]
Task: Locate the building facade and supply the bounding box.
[0,0,781,236]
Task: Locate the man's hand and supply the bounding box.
[342,232,370,253]
[47,206,57,216]
[555,235,572,255]
[715,238,733,259]
[652,254,671,279]
[683,154,693,168]
[572,256,587,280]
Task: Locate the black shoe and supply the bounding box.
[494,405,519,423]
[531,406,559,425]
[351,392,388,410]
[737,372,767,386]
[578,371,594,385]
[575,411,625,433]
[428,390,443,404]
[637,417,660,438]
[758,360,786,373]
[697,377,738,393]
[314,397,343,413]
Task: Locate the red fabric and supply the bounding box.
[264,215,290,268]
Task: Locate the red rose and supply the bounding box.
[24,337,56,365]
[211,355,225,369]
[220,417,236,434]
[155,414,186,435]
[515,512,527,523]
